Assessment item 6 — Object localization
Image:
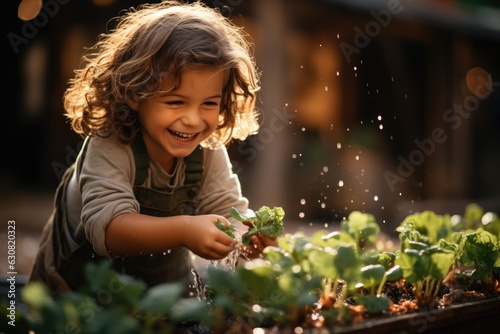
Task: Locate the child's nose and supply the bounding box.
[182,106,202,125]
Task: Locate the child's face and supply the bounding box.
[135,68,224,172]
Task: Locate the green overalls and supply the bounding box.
[29,135,204,297]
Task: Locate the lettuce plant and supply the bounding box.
[340,211,380,252]
[397,210,453,246]
[229,206,285,245]
[395,244,455,307]
[455,229,500,287]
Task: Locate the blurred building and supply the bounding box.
[2,0,500,274]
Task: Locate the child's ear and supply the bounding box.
[127,99,140,111]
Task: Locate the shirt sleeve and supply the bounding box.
[78,135,139,257]
[197,145,251,235]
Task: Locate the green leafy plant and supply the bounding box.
[395,245,455,307]
[215,219,236,238]
[230,206,285,245]
[396,210,453,246]
[452,203,500,239]
[17,261,210,334]
[11,204,500,333]
[455,229,500,287]
[340,211,380,251]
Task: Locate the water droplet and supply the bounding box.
[336,142,342,149]
[374,195,379,201]
[337,33,340,39]
[482,212,494,225]
[301,127,306,132]
[300,198,306,205]
[338,180,344,187]
[355,155,360,161]
[292,153,297,159]
[252,304,262,312]
[322,166,329,173]
[325,86,328,91]
[379,124,384,130]
[336,71,340,76]
[299,212,305,218]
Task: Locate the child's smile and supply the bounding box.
[168,130,199,143]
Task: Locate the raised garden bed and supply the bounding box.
[2,203,499,334]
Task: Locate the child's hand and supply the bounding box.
[183,215,240,260]
[241,220,278,259]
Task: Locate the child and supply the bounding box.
[29,0,277,297]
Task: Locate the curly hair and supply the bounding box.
[63,0,260,148]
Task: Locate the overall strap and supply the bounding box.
[131,135,204,185]
[184,147,203,184]
[131,135,150,186]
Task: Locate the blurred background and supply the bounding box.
[2,0,500,275]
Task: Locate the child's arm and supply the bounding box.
[105,213,239,260]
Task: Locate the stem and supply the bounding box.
[323,278,331,297]
[426,278,432,297]
[143,315,156,334]
[432,279,442,299]
[377,276,387,296]
[332,278,340,298]
[336,280,347,308]
[414,281,422,300]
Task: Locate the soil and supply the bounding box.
[301,277,500,331]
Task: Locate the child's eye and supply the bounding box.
[203,101,219,107]
[165,101,183,106]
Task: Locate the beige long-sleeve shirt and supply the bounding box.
[64,134,249,258]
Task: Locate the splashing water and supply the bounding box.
[190,233,244,300]
[210,248,241,272]
[210,232,244,272]
[190,268,208,300]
